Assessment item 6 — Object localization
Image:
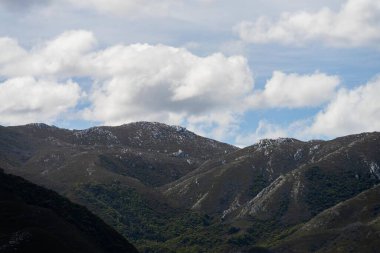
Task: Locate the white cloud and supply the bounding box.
[0,30,254,140]
[308,76,380,136]
[4,30,376,143]
[0,37,26,64]
[237,75,380,146]
[236,0,380,47]
[81,43,254,140]
[248,71,340,108]
[0,30,96,78]
[0,77,81,125]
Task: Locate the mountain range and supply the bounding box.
[0,122,379,252]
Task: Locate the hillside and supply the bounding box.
[1,122,236,187]
[0,168,138,253]
[165,133,380,223]
[0,122,238,252]
[0,122,379,252]
[272,184,380,253]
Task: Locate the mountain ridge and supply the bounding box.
[0,122,379,252]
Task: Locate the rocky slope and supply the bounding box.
[164,133,380,224]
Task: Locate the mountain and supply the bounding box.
[1,122,236,187]
[163,138,309,214]
[165,133,380,223]
[0,122,238,252]
[0,168,138,253]
[0,122,379,252]
[161,132,380,252]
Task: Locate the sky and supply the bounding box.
[0,0,379,146]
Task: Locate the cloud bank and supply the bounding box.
[0,30,254,139]
[237,0,380,47]
[309,76,380,136]
[82,43,254,139]
[0,30,378,144]
[237,76,380,146]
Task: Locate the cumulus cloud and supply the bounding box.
[308,76,380,136]
[236,0,380,47]
[237,75,380,146]
[0,77,81,125]
[0,31,92,126]
[249,71,340,108]
[4,30,375,143]
[0,30,254,139]
[0,38,26,64]
[81,43,253,140]
[0,30,96,78]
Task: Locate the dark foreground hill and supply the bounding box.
[0,122,379,252]
[0,169,138,253]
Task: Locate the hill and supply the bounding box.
[0,168,138,253]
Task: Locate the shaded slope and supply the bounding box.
[0,169,138,253]
[272,184,380,253]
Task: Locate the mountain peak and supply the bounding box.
[24,123,58,129]
[120,121,192,135]
[255,137,299,147]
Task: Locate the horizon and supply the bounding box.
[4,121,379,148]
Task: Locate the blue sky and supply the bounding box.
[0,0,379,146]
